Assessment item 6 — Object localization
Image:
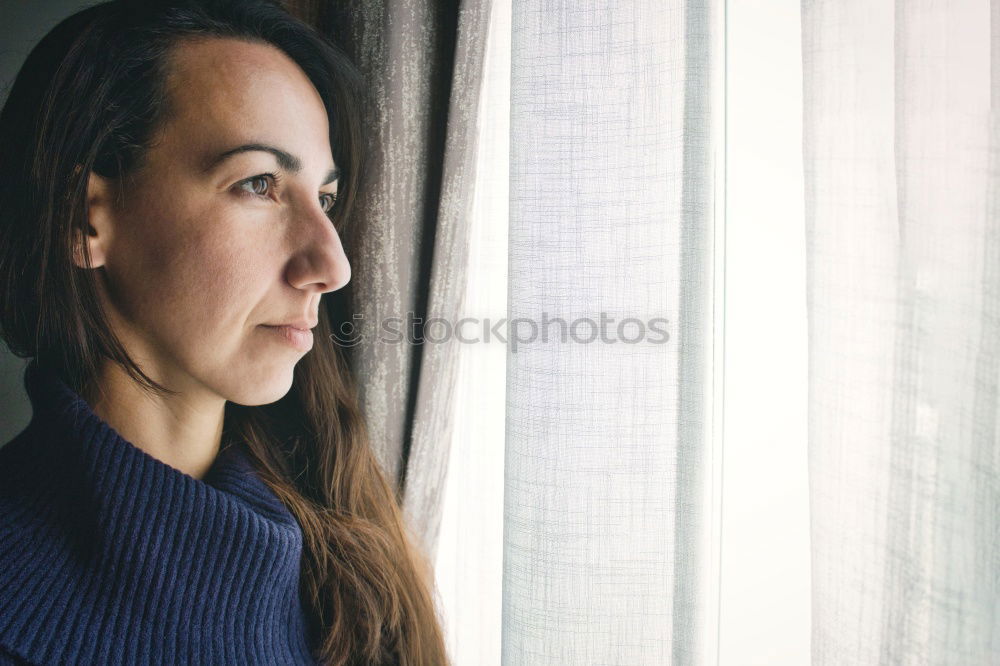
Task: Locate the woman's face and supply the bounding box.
[83,37,350,405]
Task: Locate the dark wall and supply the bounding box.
[0,1,102,445]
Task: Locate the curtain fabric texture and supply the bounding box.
[430,1,510,662]
[290,1,1000,662]
[803,1,1000,663]
[504,1,721,663]
[293,0,492,557]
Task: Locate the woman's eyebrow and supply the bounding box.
[202,142,340,184]
[322,166,340,185]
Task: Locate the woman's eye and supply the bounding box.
[237,173,276,199]
[320,192,338,213]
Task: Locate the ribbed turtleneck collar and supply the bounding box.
[0,360,318,664]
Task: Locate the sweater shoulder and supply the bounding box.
[0,422,40,478]
[0,424,69,566]
[0,424,48,510]
[0,643,33,665]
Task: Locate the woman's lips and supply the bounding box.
[261,324,314,352]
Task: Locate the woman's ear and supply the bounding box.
[73,171,116,269]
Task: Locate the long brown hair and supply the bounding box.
[0,1,448,663]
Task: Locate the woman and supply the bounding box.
[0,1,448,664]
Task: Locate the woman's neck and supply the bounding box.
[82,360,226,480]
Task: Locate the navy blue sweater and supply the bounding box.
[0,360,319,664]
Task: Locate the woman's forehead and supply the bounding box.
[160,38,329,144]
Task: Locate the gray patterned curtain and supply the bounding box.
[287,0,492,559]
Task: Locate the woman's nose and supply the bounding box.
[284,200,351,294]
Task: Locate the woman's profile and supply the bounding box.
[0,1,448,664]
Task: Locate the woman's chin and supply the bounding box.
[221,361,298,406]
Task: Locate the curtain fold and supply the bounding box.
[504,1,721,663]
[803,1,1000,662]
[297,0,492,556]
[398,0,493,561]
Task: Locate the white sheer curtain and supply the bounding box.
[803,1,1000,663]
[437,1,724,663]
[436,1,998,664]
[502,1,722,664]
